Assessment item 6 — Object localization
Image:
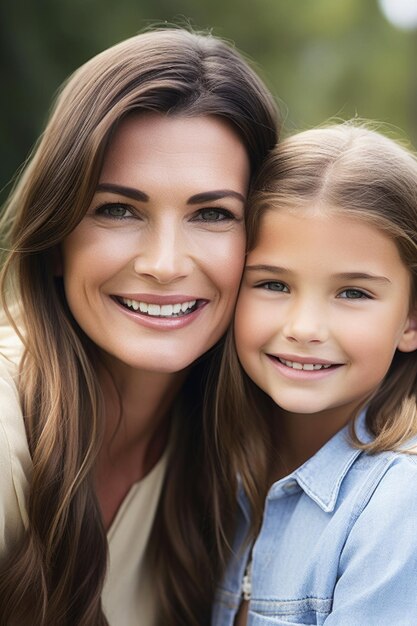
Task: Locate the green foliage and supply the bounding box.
[1,0,416,201]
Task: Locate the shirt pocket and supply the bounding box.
[248,596,332,625]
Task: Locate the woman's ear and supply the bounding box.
[398,312,417,353]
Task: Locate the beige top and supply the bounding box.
[0,324,165,626]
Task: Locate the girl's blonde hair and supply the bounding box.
[213,123,417,536]
[0,28,279,625]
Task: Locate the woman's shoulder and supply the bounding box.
[0,312,24,370]
[0,321,30,558]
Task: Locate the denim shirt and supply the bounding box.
[212,414,417,626]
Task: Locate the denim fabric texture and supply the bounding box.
[212,413,417,626]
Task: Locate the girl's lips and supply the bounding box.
[276,356,334,371]
[274,353,337,367]
[267,354,343,380]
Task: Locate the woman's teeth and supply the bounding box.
[278,357,332,371]
[120,298,197,317]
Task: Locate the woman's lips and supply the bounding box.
[111,294,208,329]
[116,296,199,317]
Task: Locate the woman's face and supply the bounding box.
[60,113,250,374]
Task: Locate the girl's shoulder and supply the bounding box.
[374,448,417,495]
[349,447,417,524]
[356,444,417,477]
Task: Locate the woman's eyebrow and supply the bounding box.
[187,190,245,204]
[96,183,149,202]
[95,185,245,205]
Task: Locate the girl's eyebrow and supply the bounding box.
[245,264,290,274]
[245,265,391,284]
[333,272,391,284]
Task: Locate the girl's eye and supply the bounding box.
[95,203,134,219]
[338,289,370,299]
[257,281,289,293]
[193,208,235,222]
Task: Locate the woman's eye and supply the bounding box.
[194,208,235,222]
[338,288,370,299]
[95,203,134,219]
[257,281,289,293]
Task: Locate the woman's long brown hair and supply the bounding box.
[0,28,279,625]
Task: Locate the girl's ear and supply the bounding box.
[398,312,417,353]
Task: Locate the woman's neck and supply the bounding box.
[100,362,187,467]
[94,360,188,527]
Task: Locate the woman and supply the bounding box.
[0,27,279,626]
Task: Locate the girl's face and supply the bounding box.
[235,206,417,430]
[60,113,249,374]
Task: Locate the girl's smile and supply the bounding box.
[266,353,343,380]
[235,206,416,433]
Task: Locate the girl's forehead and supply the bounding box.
[252,207,405,270]
[258,200,398,235]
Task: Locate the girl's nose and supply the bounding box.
[283,299,328,344]
[133,223,192,284]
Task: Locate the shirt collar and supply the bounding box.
[269,410,372,513]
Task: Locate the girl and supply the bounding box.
[212,123,417,625]
[0,28,279,626]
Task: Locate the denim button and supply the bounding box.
[283,480,298,492]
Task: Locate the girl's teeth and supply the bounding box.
[279,357,332,371]
[120,298,197,317]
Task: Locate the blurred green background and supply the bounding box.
[1,0,417,202]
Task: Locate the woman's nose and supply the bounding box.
[133,222,192,284]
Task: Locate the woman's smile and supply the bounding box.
[60,112,250,374]
[111,294,208,330]
[116,296,200,317]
